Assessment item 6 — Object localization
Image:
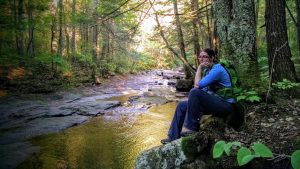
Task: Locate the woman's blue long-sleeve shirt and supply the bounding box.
[197,63,235,103]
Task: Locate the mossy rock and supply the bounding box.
[181,135,198,161]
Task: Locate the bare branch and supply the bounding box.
[285,1,298,26]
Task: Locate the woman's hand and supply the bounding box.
[200,62,210,69]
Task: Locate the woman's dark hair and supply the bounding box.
[202,48,218,63]
[202,48,215,57]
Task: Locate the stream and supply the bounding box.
[0,70,187,169]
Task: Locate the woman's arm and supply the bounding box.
[194,65,203,88]
[198,65,221,88]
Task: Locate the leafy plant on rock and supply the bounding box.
[213,140,300,169]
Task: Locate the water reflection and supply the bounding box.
[17,102,177,169]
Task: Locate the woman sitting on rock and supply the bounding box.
[161,48,237,144]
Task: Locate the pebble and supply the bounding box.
[261,123,272,127]
[268,118,275,123]
[285,117,293,122]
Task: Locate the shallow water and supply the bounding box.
[17,100,177,169]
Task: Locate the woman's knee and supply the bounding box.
[177,100,188,110]
[189,88,206,99]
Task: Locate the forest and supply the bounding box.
[0,0,300,169]
[0,0,299,93]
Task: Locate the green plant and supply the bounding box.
[213,140,300,169]
[292,150,300,169]
[236,89,261,102]
[272,79,300,90]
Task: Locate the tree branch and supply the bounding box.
[149,0,196,72]
[285,1,298,27]
[266,41,287,105]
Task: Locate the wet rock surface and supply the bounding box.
[0,69,186,169]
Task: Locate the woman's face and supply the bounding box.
[198,51,214,68]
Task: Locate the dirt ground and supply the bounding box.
[217,97,300,168]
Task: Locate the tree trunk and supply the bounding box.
[196,0,209,48]
[100,22,109,60]
[17,0,24,57]
[190,0,201,66]
[27,0,34,57]
[205,0,212,48]
[213,0,258,84]
[50,4,57,76]
[152,12,195,74]
[65,27,70,56]
[173,0,193,79]
[71,0,76,59]
[296,0,300,55]
[265,0,298,82]
[85,24,89,54]
[57,0,63,57]
[92,0,99,82]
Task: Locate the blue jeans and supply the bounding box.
[168,88,233,140]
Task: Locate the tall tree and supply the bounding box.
[71,0,76,59]
[27,0,34,57]
[16,0,24,56]
[196,1,210,48]
[92,0,99,82]
[213,0,258,83]
[296,0,300,54]
[204,0,212,48]
[265,0,298,82]
[50,3,57,75]
[190,0,200,66]
[173,0,193,79]
[57,0,64,57]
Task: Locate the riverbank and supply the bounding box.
[0,69,186,169]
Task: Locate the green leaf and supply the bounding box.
[232,141,241,147]
[252,143,273,158]
[213,141,226,159]
[291,150,300,169]
[224,143,233,155]
[241,155,255,166]
[237,95,246,101]
[249,96,261,102]
[237,147,252,166]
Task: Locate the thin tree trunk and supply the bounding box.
[205,0,212,48]
[196,0,209,47]
[27,0,34,57]
[71,0,76,59]
[57,0,63,57]
[296,0,300,54]
[153,12,195,73]
[190,0,201,66]
[173,0,193,79]
[85,24,88,54]
[50,4,57,76]
[17,0,24,57]
[101,22,109,60]
[265,0,298,82]
[92,0,99,82]
[13,0,18,54]
[65,27,70,56]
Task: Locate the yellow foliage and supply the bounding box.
[0,90,7,98]
[7,67,26,80]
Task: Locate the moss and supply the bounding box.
[181,135,198,160]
